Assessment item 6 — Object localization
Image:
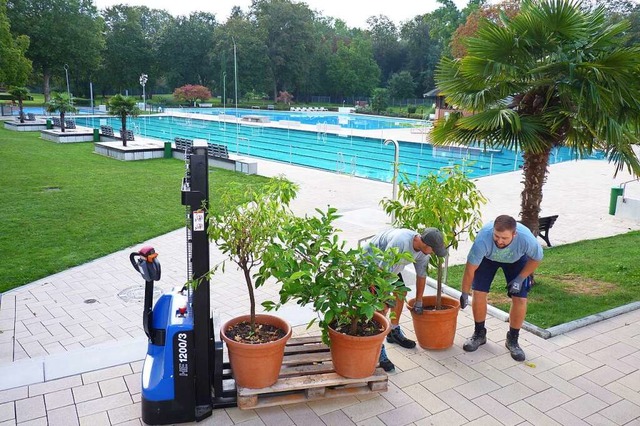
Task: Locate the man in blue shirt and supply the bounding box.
[459,215,543,361]
[366,227,447,372]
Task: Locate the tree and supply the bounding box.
[7,0,104,101]
[276,90,293,104]
[387,71,416,100]
[9,86,29,123]
[45,92,77,133]
[0,0,31,87]
[107,94,140,147]
[370,88,389,113]
[431,0,640,234]
[366,15,406,85]
[251,0,317,99]
[326,38,380,99]
[173,84,212,106]
[156,12,217,89]
[100,6,156,95]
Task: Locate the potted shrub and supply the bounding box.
[381,166,486,349]
[206,177,298,389]
[45,92,77,133]
[258,206,414,378]
[107,94,140,147]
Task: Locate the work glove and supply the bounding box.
[459,292,469,309]
[507,276,525,296]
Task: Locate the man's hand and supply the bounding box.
[459,292,469,309]
[507,276,525,296]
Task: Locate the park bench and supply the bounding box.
[174,137,193,152]
[120,129,135,141]
[537,215,558,247]
[207,143,229,159]
[65,119,76,129]
[519,215,558,247]
[100,125,114,137]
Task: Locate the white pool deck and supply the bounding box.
[1,130,640,425]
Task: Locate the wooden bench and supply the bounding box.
[64,119,76,129]
[100,125,114,137]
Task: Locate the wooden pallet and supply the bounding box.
[236,336,388,409]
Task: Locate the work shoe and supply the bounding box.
[378,345,395,372]
[505,332,526,361]
[386,326,416,349]
[463,328,487,352]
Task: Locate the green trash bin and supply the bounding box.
[93,128,100,142]
[46,119,53,129]
[164,141,172,159]
[609,187,624,215]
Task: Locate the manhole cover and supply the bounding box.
[118,285,163,303]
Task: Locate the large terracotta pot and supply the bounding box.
[408,295,460,350]
[220,314,291,389]
[328,312,390,379]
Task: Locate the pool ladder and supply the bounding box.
[336,152,357,175]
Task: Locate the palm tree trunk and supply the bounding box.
[520,147,551,234]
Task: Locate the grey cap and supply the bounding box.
[421,228,447,257]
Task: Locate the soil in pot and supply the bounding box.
[224,321,286,344]
[220,314,292,389]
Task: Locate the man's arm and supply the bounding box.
[518,259,541,279]
[461,262,479,294]
[415,274,426,301]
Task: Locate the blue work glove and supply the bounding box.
[507,276,525,296]
[459,292,469,309]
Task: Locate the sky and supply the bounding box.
[92,0,470,29]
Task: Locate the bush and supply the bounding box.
[407,105,417,114]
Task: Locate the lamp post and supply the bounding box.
[232,37,239,153]
[64,64,71,105]
[139,73,148,112]
[222,71,226,111]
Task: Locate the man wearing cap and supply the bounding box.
[365,227,447,372]
[459,215,543,361]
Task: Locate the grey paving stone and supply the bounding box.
[15,395,45,423]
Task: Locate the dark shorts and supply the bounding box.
[472,255,532,298]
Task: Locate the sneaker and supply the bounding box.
[505,332,526,361]
[463,328,487,352]
[379,345,395,372]
[386,326,416,349]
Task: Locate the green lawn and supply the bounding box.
[0,127,269,293]
[444,232,640,329]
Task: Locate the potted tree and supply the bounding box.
[107,94,140,147]
[258,206,414,379]
[9,86,29,123]
[381,166,486,349]
[206,177,298,389]
[45,92,77,133]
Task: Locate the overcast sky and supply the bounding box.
[92,0,470,29]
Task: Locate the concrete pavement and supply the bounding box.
[1,151,639,425]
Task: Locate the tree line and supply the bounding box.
[2,0,640,104]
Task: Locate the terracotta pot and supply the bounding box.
[220,314,291,389]
[328,312,390,379]
[408,295,460,350]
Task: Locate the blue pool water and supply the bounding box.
[167,107,426,130]
[75,114,603,182]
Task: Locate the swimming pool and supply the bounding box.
[167,107,426,131]
[75,114,603,182]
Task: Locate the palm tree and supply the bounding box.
[431,0,640,232]
[107,94,140,147]
[9,87,30,123]
[45,93,77,133]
